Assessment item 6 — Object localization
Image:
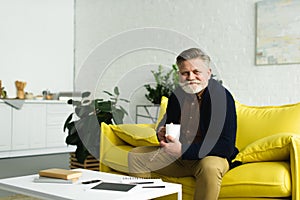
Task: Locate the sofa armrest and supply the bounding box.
[99,122,156,172]
[290,136,300,200]
[100,122,124,172]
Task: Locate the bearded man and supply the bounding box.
[128,48,238,200]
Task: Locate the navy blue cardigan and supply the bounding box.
[158,79,238,163]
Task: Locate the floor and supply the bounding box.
[0,194,40,200]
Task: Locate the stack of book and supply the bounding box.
[33,168,82,184]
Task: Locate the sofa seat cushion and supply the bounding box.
[102,145,133,173]
[220,162,291,198]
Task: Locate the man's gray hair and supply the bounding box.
[176,48,211,68]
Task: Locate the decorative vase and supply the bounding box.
[15,80,27,99]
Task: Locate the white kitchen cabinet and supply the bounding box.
[12,103,47,150]
[46,104,73,147]
[0,100,75,158]
[0,103,12,151]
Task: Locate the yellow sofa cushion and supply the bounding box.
[111,124,159,147]
[220,162,291,198]
[234,133,296,163]
[154,96,168,130]
[235,101,300,150]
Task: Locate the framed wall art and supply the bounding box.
[256,0,300,65]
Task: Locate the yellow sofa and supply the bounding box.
[100,98,300,200]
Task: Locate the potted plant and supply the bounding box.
[63,86,129,164]
[144,64,179,104]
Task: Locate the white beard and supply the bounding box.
[179,81,205,94]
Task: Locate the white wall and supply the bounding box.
[75,0,300,122]
[0,0,74,97]
[0,2,73,197]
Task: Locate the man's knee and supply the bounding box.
[128,148,146,167]
[128,147,159,178]
[195,156,229,179]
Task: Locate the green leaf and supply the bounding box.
[119,105,128,115]
[79,118,95,141]
[120,98,130,103]
[82,99,91,105]
[82,91,91,98]
[97,112,113,124]
[112,109,124,124]
[103,91,113,96]
[67,123,77,135]
[79,116,99,152]
[75,105,94,118]
[95,99,104,102]
[75,143,90,164]
[63,113,73,132]
[98,101,112,112]
[172,64,178,71]
[74,115,94,132]
[114,86,120,95]
[65,132,80,145]
[72,100,81,107]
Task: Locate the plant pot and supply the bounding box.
[69,152,99,171]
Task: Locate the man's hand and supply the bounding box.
[160,135,182,157]
[157,126,167,142]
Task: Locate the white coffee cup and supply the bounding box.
[165,123,181,141]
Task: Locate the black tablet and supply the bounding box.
[91,182,136,192]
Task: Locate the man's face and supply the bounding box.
[178,58,212,94]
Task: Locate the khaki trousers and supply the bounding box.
[128,146,229,200]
